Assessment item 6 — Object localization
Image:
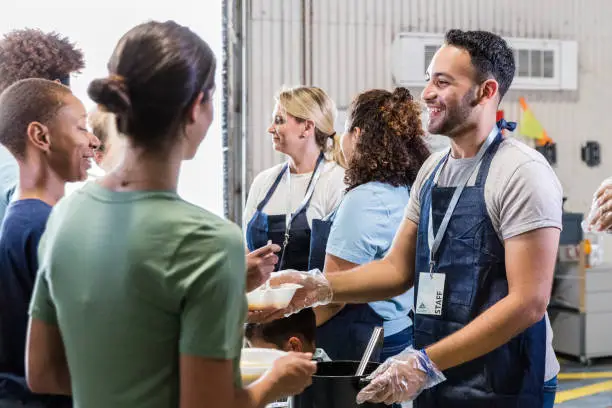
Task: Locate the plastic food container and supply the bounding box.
[240,348,287,385]
[246,283,302,311]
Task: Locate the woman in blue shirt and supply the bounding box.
[315,87,430,361]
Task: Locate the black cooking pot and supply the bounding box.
[291,361,387,408]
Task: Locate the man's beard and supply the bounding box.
[429,87,479,137]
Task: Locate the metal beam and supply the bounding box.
[222,0,247,224]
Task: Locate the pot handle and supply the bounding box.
[358,377,372,389]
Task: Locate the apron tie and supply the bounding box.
[497,118,517,132]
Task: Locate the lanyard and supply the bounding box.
[427,127,498,275]
[283,153,325,247]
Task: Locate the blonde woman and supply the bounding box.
[244,86,345,274]
[64,109,126,196]
[89,108,125,173]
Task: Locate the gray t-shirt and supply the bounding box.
[405,133,563,382]
[0,145,18,226]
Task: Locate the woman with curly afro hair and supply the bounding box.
[314,87,430,364]
[0,28,85,226]
[0,28,84,91]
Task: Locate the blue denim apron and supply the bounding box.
[311,205,385,363]
[246,154,327,272]
[308,205,339,271]
[316,304,384,363]
[413,121,546,408]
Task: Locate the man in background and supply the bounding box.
[0,28,86,225]
[0,78,99,408]
[245,308,331,362]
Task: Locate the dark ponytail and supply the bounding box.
[88,75,132,133]
[87,20,216,151]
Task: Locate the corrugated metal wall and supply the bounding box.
[247,0,302,179]
[247,0,611,217]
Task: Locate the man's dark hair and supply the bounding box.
[445,29,515,99]
[0,29,84,93]
[245,308,316,349]
[0,79,72,159]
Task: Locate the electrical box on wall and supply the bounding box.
[581,141,601,167]
[391,32,578,91]
[536,143,557,166]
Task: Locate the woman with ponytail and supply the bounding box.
[244,86,346,274]
[314,87,430,362]
[25,21,316,408]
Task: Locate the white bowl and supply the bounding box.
[240,348,287,385]
[246,283,302,311]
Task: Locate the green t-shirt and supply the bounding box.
[29,182,247,408]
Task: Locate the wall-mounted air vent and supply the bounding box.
[392,32,578,91]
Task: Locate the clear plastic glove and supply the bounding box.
[269,269,333,317]
[356,347,446,405]
[584,177,612,233]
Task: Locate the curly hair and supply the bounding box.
[344,88,430,191]
[444,29,515,99]
[0,29,84,93]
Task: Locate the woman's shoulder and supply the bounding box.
[344,182,409,212]
[250,162,286,190]
[343,182,387,206]
[320,160,346,184]
[322,160,345,173]
[165,203,245,262]
[346,181,405,198]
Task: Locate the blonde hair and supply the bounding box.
[89,107,126,170]
[276,86,345,167]
[89,107,117,148]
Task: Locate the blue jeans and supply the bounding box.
[543,376,558,408]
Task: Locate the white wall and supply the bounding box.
[1,0,224,216]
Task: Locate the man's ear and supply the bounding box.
[27,122,51,153]
[476,79,499,106]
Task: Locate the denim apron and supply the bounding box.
[311,204,385,363]
[413,120,546,408]
[246,153,327,272]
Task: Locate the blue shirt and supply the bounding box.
[0,199,57,401]
[326,181,413,337]
[0,146,18,225]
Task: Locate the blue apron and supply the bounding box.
[413,121,546,408]
[246,154,327,272]
[316,304,384,363]
[311,205,385,363]
[308,204,339,271]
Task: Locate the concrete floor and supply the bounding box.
[555,357,612,407]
